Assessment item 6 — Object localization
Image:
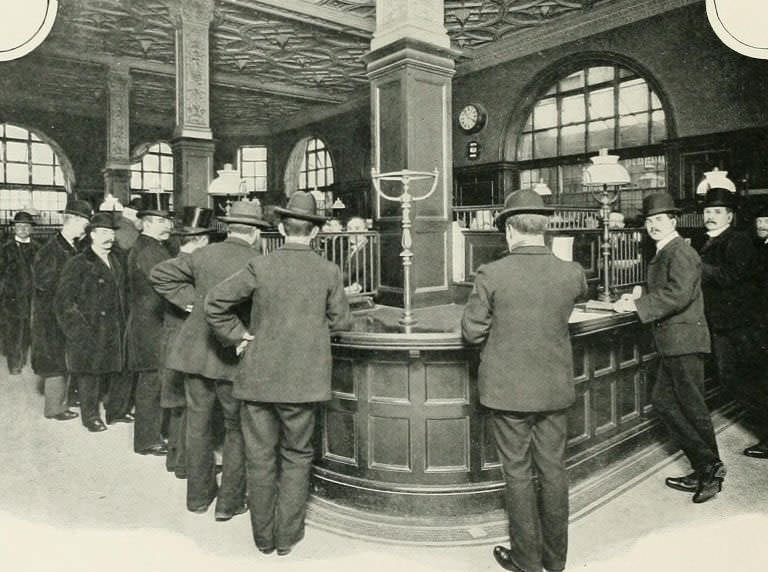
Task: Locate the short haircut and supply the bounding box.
[282,217,314,237]
[228,223,259,235]
[506,213,549,234]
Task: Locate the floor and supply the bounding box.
[1,362,767,572]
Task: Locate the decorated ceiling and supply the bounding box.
[2,0,624,133]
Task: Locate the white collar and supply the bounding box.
[655,231,679,252]
[706,225,729,238]
[14,237,31,244]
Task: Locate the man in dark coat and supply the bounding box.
[697,188,768,459]
[55,212,129,432]
[125,198,175,455]
[31,199,92,420]
[206,192,351,556]
[614,193,723,503]
[461,189,587,572]
[151,200,266,520]
[0,211,41,374]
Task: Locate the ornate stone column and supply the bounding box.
[366,0,458,307]
[170,0,215,209]
[103,63,131,204]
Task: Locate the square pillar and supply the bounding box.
[103,64,131,204]
[171,138,214,209]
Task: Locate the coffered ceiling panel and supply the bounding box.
[131,72,176,123]
[211,85,322,129]
[211,2,370,95]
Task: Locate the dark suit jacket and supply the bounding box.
[0,238,40,322]
[635,236,711,356]
[54,248,126,374]
[150,237,257,381]
[125,234,173,371]
[698,227,759,332]
[31,233,79,376]
[205,243,352,403]
[461,245,587,412]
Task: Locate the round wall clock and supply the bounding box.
[458,104,487,134]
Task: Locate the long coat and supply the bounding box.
[149,237,258,382]
[461,245,587,412]
[31,233,80,376]
[698,227,759,332]
[54,248,126,374]
[0,238,40,344]
[634,236,711,356]
[205,243,352,403]
[125,234,173,371]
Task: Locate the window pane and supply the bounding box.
[241,147,256,161]
[54,166,65,186]
[523,112,533,132]
[157,142,172,154]
[519,169,535,189]
[589,87,614,120]
[6,162,29,183]
[561,94,585,124]
[650,91,662,110]
[0,163,4,183]
[6,141,28,162]
[562,164,586,194]
[160,155,173,173]
[317,170,327,188]
[561,124,585,155]
[618,79,649,115]
[517,133,533,161]
[253,177,267,192]
[618,67,635,79]
[32,164,54,185]
[143,154,159,171]
[144,172,160,190]
[533,128,557,159]
[31,143,54,164]
[559,70,584,92]
[253,162,267,178]
[326,169,334,186]
[651,110,667,142]
[306,153,316,171]
[161,173,174,191]
[244,179,255,193]
[619,113,649,147]
[5,125,28,139]
[241,162,256,177]
[30,132,42,142]
[315,152,326,169]
[131,172,142,189]
[533,98,557,130]
[587,66,614,85]
[588,118,615,152]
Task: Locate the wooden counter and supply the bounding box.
[313,304,656,518]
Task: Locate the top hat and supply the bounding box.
[703,187,737,210]
[493,188,554,230]
[218,199,270,228]
[88,212,120,231]
[136,193,173,219]
[12,211,36,225]
[63,198,92,220]
[643,193,681,217]
[273,191,328,225]
[174,206,214,236]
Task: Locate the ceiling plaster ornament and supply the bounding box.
[106,68,131,161]
[312,0,377,19]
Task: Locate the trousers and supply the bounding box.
[133,370,166,451]
[43,375,69,417]
[77,372,130,424]
[3,312,30,373]
[490,408,569,572]
[166,407,187,477]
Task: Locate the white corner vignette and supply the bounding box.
[706,0,768,60]
[0,0,58,62]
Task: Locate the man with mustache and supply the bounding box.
[698,188,767,459]
[55,212,129,432]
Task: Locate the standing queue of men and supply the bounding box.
[0,190,351,556]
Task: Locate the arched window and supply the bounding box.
[298,137,334,190]
[515,63,668,210]
[131,142,174,193]
[0,123,72,223]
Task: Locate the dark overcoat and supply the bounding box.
[461,245,588,412]
[698,227,759,331]
[54,248,126,374]
[31,233,80,376]
[634,236,711,356]
[150,237,258,381]
[0,238,40,333]
[125,234,173,371]
[205,243,352,403]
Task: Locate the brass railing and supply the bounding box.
[453,204,601,230]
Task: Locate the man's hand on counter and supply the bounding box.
[612,295,637,314]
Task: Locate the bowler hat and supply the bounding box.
[88,212,120,231]
[219,199,270,228]
[136,192,173,219]
[643,193,681,217]
[273,191,327,225]
[493,188,554,230]
[703,187,736,210]
[63,198,92,220]
[174,206,214,236]
[12,211,36,225]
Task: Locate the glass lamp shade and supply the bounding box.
[695,167,736,195]
[208,163,247,196]
[533,179,552,196]
[332,197,346,209]
[583,148,631,186]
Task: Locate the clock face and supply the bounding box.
[458,104,485,133]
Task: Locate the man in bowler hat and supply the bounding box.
[125,193,175,455]
[205,191,351,555]
[614,193,724,502]
[32,199,92,421]
[151,200,267,520]
[461,188,587,572]
[0,211,41,374]
[55,212,129,432]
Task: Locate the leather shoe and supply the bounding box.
[215,502,248,522]
[665,471,699,493]
[137,443,168,456]
[85,418,107,432]
[493,546,527,572]
[692,461,726,504]
[106,413,135,425]
[257,546,275,555]
[47,410,79,421]
[743,441,768,459]
[277,547,293,556]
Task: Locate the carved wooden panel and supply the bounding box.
[425,417,470,472]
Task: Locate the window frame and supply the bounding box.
[298,137,335,191]
[236,144,269,193]
[130,142,174,194]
